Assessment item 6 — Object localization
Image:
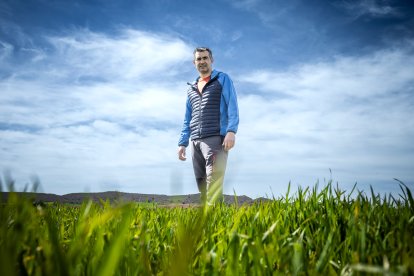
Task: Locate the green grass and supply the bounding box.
[1,178,413,275]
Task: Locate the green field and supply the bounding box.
[1,181,413,275]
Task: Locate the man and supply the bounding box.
[177,47,239,204]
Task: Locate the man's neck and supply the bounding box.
[199,70,212,79]
[199,75,211,81]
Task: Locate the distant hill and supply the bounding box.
[0,191,263,205]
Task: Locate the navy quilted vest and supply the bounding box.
[187,74,222,140]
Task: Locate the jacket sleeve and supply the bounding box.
[178,97,192,147]
[221,73,239,134]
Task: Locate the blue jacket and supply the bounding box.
[178,69,239,147]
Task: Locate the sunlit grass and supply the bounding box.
[1,175,413,275]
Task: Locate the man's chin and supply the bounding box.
[198,68,210,74]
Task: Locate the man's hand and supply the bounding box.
[178,146,187,161]
[223,132,236,151]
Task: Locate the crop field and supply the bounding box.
[1,181,413,275]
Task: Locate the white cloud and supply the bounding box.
[231,0,262,10]
[231,31,243,42]
[241,48,414,98]
[228,0,300,26]
[339,0,400,19]
[0,41,13,62]
[44,29,192,81]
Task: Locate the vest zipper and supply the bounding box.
[194,75,218,139]
[198,87,203,138]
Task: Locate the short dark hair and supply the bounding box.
[193,47,213,60]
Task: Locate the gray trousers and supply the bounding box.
[191,136,228,203]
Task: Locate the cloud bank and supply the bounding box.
[1,28,195,194]
[1,26,413,197]
[232,42,414,196]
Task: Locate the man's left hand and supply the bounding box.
[223,132,236,151]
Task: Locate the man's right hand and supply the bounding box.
[178,146,187,161]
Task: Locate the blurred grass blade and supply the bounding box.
[95,205,132,276]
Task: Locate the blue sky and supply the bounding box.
[1,0,413,198]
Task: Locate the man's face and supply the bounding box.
[193,51,213,75]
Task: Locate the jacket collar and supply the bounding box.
[194,69,219,83]
[188,70,220,86]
